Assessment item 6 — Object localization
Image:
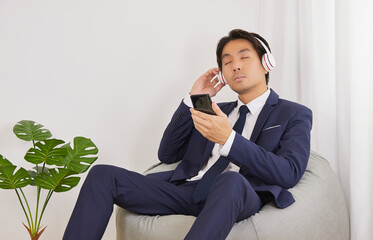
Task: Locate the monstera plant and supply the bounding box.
[0,120,98,240]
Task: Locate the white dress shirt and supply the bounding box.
[184,89,271,181]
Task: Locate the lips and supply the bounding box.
[234,75,245,81]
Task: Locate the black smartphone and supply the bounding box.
[190,94,216,115]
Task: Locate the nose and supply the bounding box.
[233,66,241,72]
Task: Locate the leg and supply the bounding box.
[63,165,200,240]
[185,172,262,240]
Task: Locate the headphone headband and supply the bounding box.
[254,36,276,72]
[254,37,271,55]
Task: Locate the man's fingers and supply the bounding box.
[212,102,225,117]
[190,109,213,129]
[191,113,210,129]
[208,67,220,75]
[204,68,220,80]
[190,108,211,120]
[214,81,225,91]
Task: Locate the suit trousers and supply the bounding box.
[63,165,262,240]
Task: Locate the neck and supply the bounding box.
[238,86,268,104]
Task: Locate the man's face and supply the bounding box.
[221,39,267,96]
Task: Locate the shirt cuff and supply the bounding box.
[183,93,193,107]
[219,130,236,157]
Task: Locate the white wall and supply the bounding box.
[0,1,272,239]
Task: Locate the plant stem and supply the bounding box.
[36,190,53,232]
[15,189,32,232]
[34,186,41,233]
[19,188,35,234]
[34,162,45,235]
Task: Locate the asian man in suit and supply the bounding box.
[63,29,312,240]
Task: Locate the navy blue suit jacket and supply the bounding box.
[154,89,312,208]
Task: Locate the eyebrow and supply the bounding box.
[221,48,251,60]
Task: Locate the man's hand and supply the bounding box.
[190,102,232,145]
[190,68,225,97]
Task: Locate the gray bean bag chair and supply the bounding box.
[116,151,349,240]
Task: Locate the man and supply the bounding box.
[63,29,312,240]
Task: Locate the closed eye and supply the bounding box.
[224,61,232,65]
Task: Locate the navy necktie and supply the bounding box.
[192,105,250,204]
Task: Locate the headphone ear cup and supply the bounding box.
[262,53,276,72]
[261,54,270,72]
[218,72,227,85]
[267,53,276,69]
[221,72,227,84]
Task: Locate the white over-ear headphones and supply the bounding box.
[254,37,276,72]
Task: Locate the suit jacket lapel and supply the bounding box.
[250,89,279,142]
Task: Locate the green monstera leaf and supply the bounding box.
[64,137,98,174]
[0,165,31,189]
[34,168,80,192]
[24,139,67,165]
[28,166,51,186]
[13,120,52,142]
[0,154,13,168]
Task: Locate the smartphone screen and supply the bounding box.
[190,94,216,115]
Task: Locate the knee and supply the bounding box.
[216,172,247,186]
[212,172,251,200]
[86,164,116,183]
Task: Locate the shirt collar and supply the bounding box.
[237,88,271,115]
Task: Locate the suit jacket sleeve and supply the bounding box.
[228,102,313,189]
[157,100,194,164]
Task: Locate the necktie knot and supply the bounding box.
[239,105,249,116]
